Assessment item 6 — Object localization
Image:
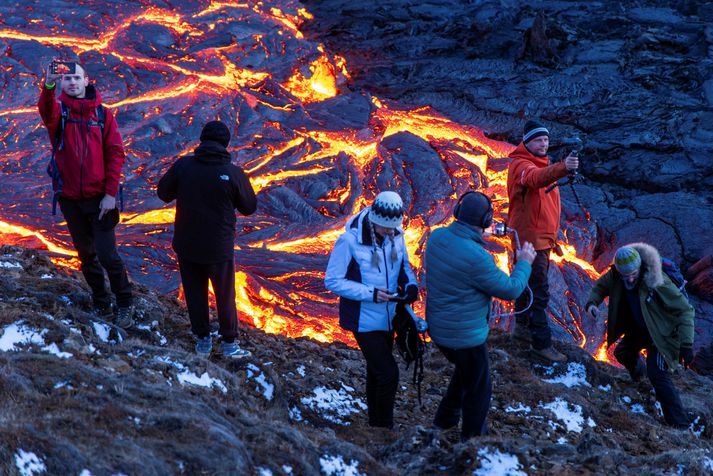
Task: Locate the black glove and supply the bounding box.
[679,345,694,368]
[402,284,419,304]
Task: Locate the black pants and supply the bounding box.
[515,249,552,350]
[614,334,688,426]
[59,197,132,308]
[353,331,399,428]
[433,343,491,439]
[179,258,238,341]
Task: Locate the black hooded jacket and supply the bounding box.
[157,140,257,263]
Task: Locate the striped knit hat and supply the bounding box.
[523,120,549,144]
[614,246,641,274]
[368,191,404,228]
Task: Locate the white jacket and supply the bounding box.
[325,208,418,332]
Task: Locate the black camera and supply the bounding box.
[492,222,511,237]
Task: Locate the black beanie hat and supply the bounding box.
[200,121,231,148]
[523,120,549,144]
[455,192,492,228]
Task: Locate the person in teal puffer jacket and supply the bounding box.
[425,191,535,439]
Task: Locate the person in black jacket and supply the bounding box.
[157,121,257,358]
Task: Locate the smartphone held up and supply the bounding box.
[50,61,76,75]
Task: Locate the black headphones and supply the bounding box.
[453,191,493,229]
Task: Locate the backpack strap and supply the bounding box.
[47,102,71,215]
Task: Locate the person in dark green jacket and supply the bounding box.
[425,191,535,439]
[586,242,695,428]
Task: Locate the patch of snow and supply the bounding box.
[474,447,526,476]
[257,468,272,476]
[505,403,531,414]
[42,343,72,359]
[654,401,664,417]
[54,381,71,389]
[296,364,306,377]
[0,322,46,351]
[92,322,112,343]
[621,396,632,403]
[41,274,53,279]
[282,465,293,474]
[541,398,595,433]
[247,363,274,401]
[155,355,185,370]
[702,457,713,470]
[0,261,22,269]
[176,370,227,394]
[59,295,72,305]
[557,437,567,444]
[301,385,367,425]
[597,384,611,392]
[79,470,93,476]
[319,454,364,476]
[542,362,591,388]
[630,404,647,415]
[289,406,303,422]
[14,449,46,476]
[690,416,705,438]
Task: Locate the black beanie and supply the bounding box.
[200,121,231,148]
[523,120,549,144]
[455,192,492,228]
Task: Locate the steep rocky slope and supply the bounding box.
[1,245,712,475]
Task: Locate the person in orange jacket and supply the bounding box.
[507,120,578,362]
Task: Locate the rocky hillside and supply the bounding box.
[1,245,712,475]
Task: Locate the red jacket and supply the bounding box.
[506,143,569,250]
[38,85,125,200]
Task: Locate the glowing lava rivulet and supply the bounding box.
[0,0,609,358]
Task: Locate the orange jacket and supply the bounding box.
[506,143,569,250]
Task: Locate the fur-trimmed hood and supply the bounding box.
[619,242,664,289]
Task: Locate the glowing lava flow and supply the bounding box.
[0,1,610,360]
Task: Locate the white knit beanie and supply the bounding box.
[368,191,404,228]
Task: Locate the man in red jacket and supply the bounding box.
[507,120,578,362]
[38,60,134,327]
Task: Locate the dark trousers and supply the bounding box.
[179,258,238,341]
[433,343,491,439]
[515,249,552,350]
[59,197,132,308]
[614,334,688,426]
[353,331,399,428]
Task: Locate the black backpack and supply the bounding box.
[393,303,426,405]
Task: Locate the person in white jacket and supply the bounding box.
[325,191,419,429]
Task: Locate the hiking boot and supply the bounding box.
[532,346,567,363]
[511,323,531,343]
[630,359,646,382]
[115,305,134,329]
[195,336,213,356]
[223,342,251,359]
[93,304,114,319]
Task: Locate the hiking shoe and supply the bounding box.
[532,346,567,363]
[195,336,213,356]
[223,342,251,359]
[115,305,134,329]
[630,359,646,382]
[93,304,114,319]
[511,323,531,343]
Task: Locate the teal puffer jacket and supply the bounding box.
[425,221,532,349]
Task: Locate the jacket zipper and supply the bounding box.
[382,242,391,332]
[78,103,85,199]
